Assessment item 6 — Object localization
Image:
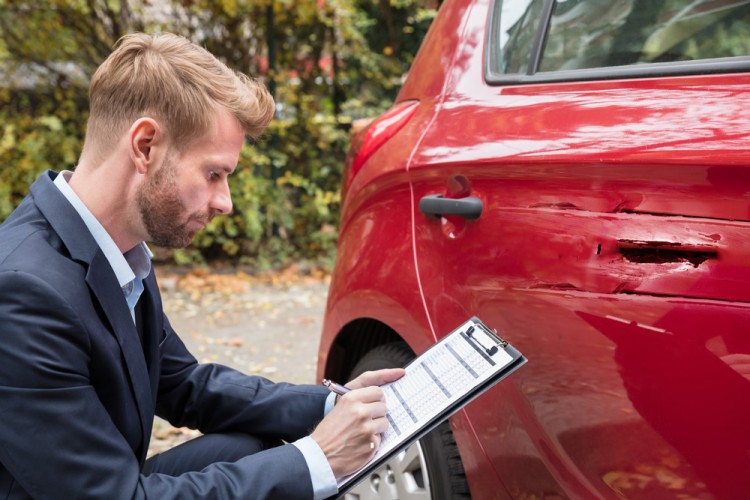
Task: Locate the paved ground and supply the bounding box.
[149,267,330,455]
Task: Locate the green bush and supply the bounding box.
[0,0,437,269]
[0,90,85,220]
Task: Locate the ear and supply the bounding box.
[128,117,166,174]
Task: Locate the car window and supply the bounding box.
[494,0,548,74]
[491,0,750,76]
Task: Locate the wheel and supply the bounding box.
[344,342,471,500]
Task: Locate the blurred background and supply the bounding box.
[0,0,442,452]
[0,0,438,270]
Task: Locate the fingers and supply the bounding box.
[369,431,384,451]
[311,395,391,478]
[348,368,406,389]
[339,385,386,405]
[312,367,406,478]
[371,414,389,434]
[338,390,388,419]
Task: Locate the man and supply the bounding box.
[0,33,403,499]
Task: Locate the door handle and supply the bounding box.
[419,194,483,220]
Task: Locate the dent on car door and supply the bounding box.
[410,58,750,500]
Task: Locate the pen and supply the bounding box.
[322,378,351,396]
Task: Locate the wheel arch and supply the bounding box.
[322,318,411,382]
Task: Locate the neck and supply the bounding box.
[68,158,144,253]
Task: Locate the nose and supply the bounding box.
[211,179,233,215]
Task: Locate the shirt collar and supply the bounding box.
[53,170,152,287]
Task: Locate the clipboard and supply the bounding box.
[335,316,527,497]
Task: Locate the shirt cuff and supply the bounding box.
[324,391,337,416]
[293,436,338,500]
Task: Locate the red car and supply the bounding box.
[318,0,750,498]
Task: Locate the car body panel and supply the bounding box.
[321,0,750,498]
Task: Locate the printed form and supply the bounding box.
[338,318,519,489]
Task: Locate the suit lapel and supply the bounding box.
[30,171,155,459]
[138,272,163,400]
[85,253,154,452]
[135,272,164,460]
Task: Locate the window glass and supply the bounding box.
[540,0,750,72]
[494,0,547,74]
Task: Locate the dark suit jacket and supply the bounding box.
[0,171,331,499]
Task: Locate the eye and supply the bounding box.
[208,170,220,181]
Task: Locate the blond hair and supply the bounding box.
[84,32,274,156]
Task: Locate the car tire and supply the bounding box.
[345,341,471,500]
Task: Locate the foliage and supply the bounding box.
[0,0,437,268]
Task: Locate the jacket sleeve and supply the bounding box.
[0,270,319,499]
[154,317,330,441]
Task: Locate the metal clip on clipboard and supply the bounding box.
[466,325,499,355]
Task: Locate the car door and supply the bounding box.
[406,0,750,498]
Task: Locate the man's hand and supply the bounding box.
[344,368,405,392]
[311,368,404,479]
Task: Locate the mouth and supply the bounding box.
[187,211,216,231]
[188,218,208,231]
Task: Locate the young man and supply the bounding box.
[0,33,403,499]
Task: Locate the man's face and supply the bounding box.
[136,108,245,248]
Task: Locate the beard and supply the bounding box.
[136,156,211,248]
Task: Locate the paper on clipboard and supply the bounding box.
[336,317,526,493]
